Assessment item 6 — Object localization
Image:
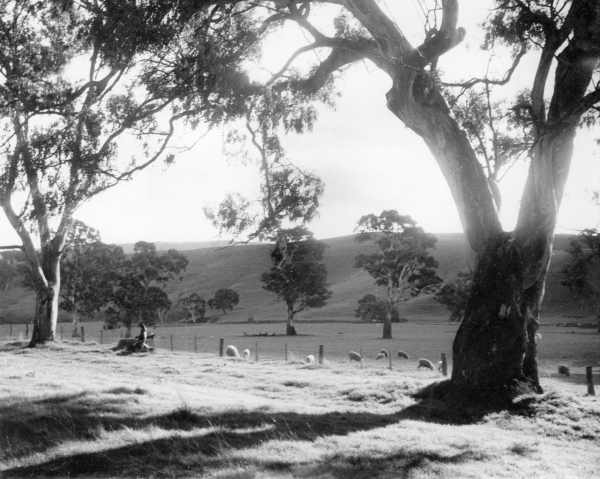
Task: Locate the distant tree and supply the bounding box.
[179,293,207,323]
[355,211,441,339]
[208,288,240,315]
[355,294,402,323]
[434,271,473,322]
[562,229,600,332]
[262,227,331,335]
[0,253,21,291]
[108,242,188,336]
[60,221,102,336]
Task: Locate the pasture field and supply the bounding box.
[1,340,599,478]
[1,319,599,382]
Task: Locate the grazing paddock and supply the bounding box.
[1,319,598,375]
[0,341,599,478]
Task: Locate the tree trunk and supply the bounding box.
[29,250,61,346]
[451,233,543,401]
[125,321,132,338]
[286,305,297,336]
[71,296,80,338]
[382,309,392,339]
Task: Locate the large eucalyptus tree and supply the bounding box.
[194,0,600,401]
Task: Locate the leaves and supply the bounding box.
[262,228,331,316]
[354,210,441,303]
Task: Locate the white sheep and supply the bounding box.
[558,365,570,376]
[417,358,435,370]
[397,351,409,359]
[305,354,316,365]
[242,348,251,360]
[348,351,362,362]
[375,349,389,360]
[225,345,240,358]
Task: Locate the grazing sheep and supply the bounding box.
[417,358,435,370]
[348,351,362,362]
[558,365,570,376]
[375,349,389,360]
[225,345,240,358]
[397,351,409,359]
[242,348,251,360]
[305,354,316,365]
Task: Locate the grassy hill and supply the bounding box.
[0,233,583,324]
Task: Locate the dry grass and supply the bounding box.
[1,341,599,478]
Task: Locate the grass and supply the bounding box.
[1,340,599,478]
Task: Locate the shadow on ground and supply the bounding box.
[0,384,494,479]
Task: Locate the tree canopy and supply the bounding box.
[355,210,440,338]
[262,227,331,335]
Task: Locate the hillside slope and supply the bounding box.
[0,234,581,324]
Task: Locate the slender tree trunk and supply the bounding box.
[382,309,392,339]
[286,304,297,336]
[71,294,80,337]
[29,249,61,346]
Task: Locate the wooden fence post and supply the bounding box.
[60,325,64,340]
[25,322,29,337]
[170,335,174,351]
[255,342,259,362]
[100,330,103,344]
[441,353,448,376]
[388,350,392,370]
[318,345,324,365]
[586,366,595,396]
[284,343,288,361]
[80,326,85,342]
[219,338,224,357]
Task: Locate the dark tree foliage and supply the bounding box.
[562,229,600,330]
[208,288,240,315]
[178,293,207,323]
[261,227,331,335]
[355,210,441,338]
[107,242,188,336]
[434,271,473,322]
[60,221,125,335]
[0,251,22,291]
[355,293,403,323]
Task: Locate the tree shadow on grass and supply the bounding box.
[0,385,499,478]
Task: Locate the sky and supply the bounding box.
[0,0,598,246]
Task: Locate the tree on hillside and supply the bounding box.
[60,220,102,336]
[355,211,441,339]
[107,242,188,337]
[208,288,240,315]
[0,252,21,291]
[179,293,207,323]
[175,0,600,401]
[434,271,473,322]
[262,227,331,335]
[562,229,600,332]
[355,293,403,323]
[61,240,126,337]
[0,1,263,345]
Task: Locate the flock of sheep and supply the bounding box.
[224,344,444,372]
